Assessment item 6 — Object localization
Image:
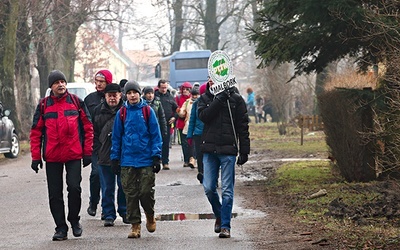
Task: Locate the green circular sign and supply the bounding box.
[208,50,232,84]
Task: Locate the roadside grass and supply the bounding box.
[250,122,328,156]
[250,122,400,249]
[0,140,30,161]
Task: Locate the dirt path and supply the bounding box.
[236,159,326,249]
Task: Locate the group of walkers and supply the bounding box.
[29,68,250,241]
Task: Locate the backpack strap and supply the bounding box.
[119,105,150,132]
[69,94,81,112]
[40,97,48,117]
[142,105,150,123]
[120,106,127,123]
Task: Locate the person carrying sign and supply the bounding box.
[197,75,250,238]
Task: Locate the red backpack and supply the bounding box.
[119,105,151,129]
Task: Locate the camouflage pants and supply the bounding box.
[121,166,155,224]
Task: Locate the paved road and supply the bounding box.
[0,144,263,250]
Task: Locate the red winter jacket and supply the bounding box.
[175,94,191,130]
[30,92,93,163]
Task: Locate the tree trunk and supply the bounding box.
[15,2,33,140]
[205,0,219,51]
[171,0,184,53]
[0,1,20,131]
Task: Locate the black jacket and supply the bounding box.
[154,90,178,122]
[198,86,250,156]
[144,96,168,138]
[92,100,123,166]
[84,91,105,117]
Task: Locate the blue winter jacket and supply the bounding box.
[186,100,204,138]
[111,99,162,168]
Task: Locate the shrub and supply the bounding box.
[318,88,377,182]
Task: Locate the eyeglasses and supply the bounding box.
[95,79,107,84]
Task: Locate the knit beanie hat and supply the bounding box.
[199,82,207,95]
[124,80,141,95]
[48,70,67,88]
[95,69,113,84]
[191,88,199,95]
[143,86,154,95]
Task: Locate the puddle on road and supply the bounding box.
[156,212,239,221]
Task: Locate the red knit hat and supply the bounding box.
[95,69,113,84]
[180,81,192,89]
[199,82,207,95]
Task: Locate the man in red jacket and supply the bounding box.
[30,70,94,241]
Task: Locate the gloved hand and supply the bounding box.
[111,160,121,175]
[31,160,43,173]
[216,89,230,103]
[152,156,161,173]
[82,156,92,167]
[237,154,248,165]
[187,138,193,147]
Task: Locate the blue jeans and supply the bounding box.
[203,153,236,230]
[98,165,126,220]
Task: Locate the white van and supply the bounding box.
[45,82,96,100]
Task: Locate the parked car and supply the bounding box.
[0,108,19,158]
[45,82,96,99]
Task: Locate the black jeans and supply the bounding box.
[89,153,100,207]
[162,124,172,165]
[179,129,193,163]
[46,160,82,232]
[193,135,203,174]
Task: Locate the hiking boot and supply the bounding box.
[52,231,67,241]
[87,203,96,216]
[145,213,156,233]
[104,219,114,227]
[214,218,221,233]
[121,214,130,224]
[128,223,141,238]
[162,164,170,170]
[71,223,82,237]
[219,228,231,238]
[188,157,196,169]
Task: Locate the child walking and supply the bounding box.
[110,80,162,238]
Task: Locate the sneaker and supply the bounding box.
[121,214,130,224]
[52,231,67,241]
[183,163,189,168]
[87,203,96,216]
[162,164,170,170]
[71,223,82,237]
[101,213,105,220]
[188,157,196,169]
[214,218,221,233]
[104,219,114,227]
[219,228,231,238]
